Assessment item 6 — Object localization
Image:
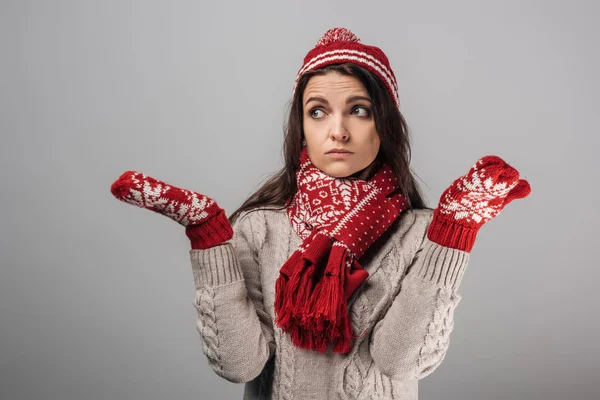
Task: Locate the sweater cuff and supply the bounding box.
[189,243,243,288]
[185,209,233,250]
[411,238,470,291]
[426,214,479,253]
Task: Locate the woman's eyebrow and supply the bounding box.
[304,95,372,106]
[305,96,328,106]
[346,95,372,104]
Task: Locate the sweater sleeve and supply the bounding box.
[189,210,275,383]
[369,211,469,381]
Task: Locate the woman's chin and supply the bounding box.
[324,167,359,178]
[315,160,371,179]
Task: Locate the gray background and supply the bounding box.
[1,0,598,399]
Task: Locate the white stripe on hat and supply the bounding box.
[299,48,398,92]
[293,53,400,109]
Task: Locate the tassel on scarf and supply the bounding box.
[275,239,357,354]
[274,231,334,344]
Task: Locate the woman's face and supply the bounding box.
[302,72,381,179]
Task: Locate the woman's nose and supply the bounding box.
[329,116,349,141]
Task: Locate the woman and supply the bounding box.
[111,28,531,399]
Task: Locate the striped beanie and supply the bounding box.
[293,27,400,110]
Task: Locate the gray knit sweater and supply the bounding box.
[189,207,469,399]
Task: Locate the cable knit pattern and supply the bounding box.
[280,332,296,400]
[417,287,461,377]
[342,339,370,399]
[189,208,470,399]
[343,359,362,399]
[195,288,222,377]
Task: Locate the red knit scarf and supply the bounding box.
[274,147,408,354]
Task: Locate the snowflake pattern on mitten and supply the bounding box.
[427,156,531,252]
[110,170,221,226]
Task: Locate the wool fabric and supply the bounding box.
[189,207,470,399]
[274,147,407,354]
[293,27,401,109]
[426,155,532,252]
[110,170,233,249]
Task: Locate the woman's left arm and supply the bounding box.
[370,155,531,381]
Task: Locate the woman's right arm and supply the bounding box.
[189,210,275,384]
[109,172,275,382]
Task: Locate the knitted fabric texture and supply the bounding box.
[293,27,401,110]
[274,147,407,354]
[189,208,471,398]
[427,155,531,252]
[110,170,233,249]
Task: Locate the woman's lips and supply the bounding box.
[327,152,352,159]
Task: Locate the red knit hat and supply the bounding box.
[293,27,400,109]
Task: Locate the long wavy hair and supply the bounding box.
[229,63,430,224]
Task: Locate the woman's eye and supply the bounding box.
[352,106,370,117]
[310,109,325,119]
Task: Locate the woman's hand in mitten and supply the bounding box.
[427,155,531,252]
[110,170,233,249]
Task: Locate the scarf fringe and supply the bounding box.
[274,238,355,354]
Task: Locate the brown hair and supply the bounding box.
[229,63,430,224]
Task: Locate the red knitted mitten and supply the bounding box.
[427,156,531,252]
[110,170,233,249]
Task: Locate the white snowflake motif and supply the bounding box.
[122,172,213,225]
[288,195,313,239]
[125,174,170,209]
[177,190,214,225]
[441,165,517,224]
